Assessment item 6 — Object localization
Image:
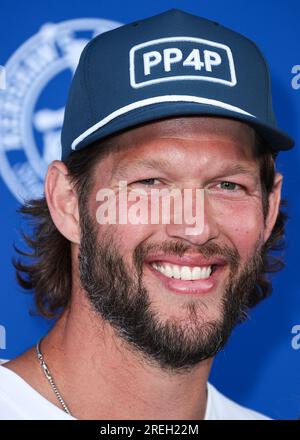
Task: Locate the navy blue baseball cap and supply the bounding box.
[61,9,294,160]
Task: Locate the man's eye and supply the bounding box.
[218,181,241,191]
[135,178,160,185]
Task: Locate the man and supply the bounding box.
[0,9,294,419]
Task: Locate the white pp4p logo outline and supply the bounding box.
[130,36,237,89]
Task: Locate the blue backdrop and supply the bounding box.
[0,0,299,420]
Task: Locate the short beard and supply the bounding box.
[78,211,264,376]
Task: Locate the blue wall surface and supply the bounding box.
[0,0,299,420]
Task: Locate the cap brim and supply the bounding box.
[69,101,294,158]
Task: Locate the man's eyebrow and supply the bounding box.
[114,158,171,177]
[215,163,259,179]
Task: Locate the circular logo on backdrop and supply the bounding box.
[0,18,122,202]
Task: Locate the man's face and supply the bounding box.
[78,117,269,373]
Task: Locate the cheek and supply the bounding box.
[108,224,156,255]
[214,201,265,256]
[108,192,161,251]
[94,194,158,257]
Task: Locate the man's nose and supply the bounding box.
[164,188,220,246]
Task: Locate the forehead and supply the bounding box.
[122,116,255,142]
[97,116,257,174]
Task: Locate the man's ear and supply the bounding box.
[263,172,283,243]
[44,160,80,244]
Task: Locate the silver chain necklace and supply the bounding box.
[36,338,72,416]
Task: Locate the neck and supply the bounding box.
[41,290,213,420]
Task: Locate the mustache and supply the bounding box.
[133,240,240,272]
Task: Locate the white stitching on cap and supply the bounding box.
[71,95,255,151]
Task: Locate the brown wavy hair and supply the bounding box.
[13,131,288,318]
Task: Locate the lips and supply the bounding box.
[144,254,227,295]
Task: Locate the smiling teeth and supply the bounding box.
[151,263,212,280]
